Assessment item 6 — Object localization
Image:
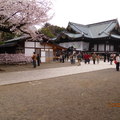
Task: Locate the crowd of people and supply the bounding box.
[58,52,101,65]
[55,51,120,71]
[32,51,120,71]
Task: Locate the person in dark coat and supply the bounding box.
[62,54,65,63]
[115,54,120,71]
[107,52,110,62]
[37,54,41,66]
[104,53,107,62]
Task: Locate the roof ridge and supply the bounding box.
[69,22,86,27]
[69,19,118,27]
[87,19,118,27]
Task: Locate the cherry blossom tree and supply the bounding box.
[0,0,53,40]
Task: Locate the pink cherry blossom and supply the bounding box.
[0,0,53,39]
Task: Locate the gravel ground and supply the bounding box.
[0,61,73,73]
[0,68,119,120]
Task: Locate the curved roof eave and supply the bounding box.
[63,32,83,39]
[111,34,120,39]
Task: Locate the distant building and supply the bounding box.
[0,35,65,63]
[55,19,120,53]
[25,40,65,62]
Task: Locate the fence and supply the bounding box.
[0,53,32,64]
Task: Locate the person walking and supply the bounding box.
[104,53,107,62]
[70,54,75,64]
[32,52,37,68]
[115,54,120,71]
[109,53,114,65]
[83,53,87,64]
[92,52,97,64]
[62,54,65,63]
[86,53,91,64]
[107,52,110,62]
[37,54,41,66]
[77,52,82,66]
[96,54,100,64]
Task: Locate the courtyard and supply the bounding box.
[0,61,120,120]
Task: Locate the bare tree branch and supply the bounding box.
[18,28,31,36]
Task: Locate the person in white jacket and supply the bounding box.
[116,54,120,71]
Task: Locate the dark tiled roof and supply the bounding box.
[63,19,120,39]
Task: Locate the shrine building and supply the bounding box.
[55,19,120,53]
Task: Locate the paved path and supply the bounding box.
[0,62,115,86]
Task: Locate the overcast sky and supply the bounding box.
[49,0,120,28]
